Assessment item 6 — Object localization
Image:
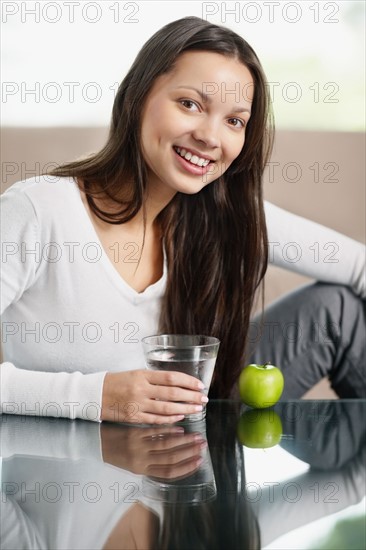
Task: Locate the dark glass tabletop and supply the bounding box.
[1,400,365,550]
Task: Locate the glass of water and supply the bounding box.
[141,334,220,422]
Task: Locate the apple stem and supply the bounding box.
[262,362,271,369]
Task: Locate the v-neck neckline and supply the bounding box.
[69,177,167,300]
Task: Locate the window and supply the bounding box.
[1,1,364,130]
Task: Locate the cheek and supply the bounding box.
[223,134,246,163]
[143,111,178,146]
[235,130,247,151]
[141,98,166,139]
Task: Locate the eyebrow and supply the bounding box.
[175,85,251,114]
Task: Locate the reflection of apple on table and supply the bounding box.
[237,409,283,448]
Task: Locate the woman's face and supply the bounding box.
[140,50,254,200]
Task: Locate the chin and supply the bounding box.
[176,184,207,195]
[173,177,212,195]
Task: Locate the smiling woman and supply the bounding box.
[44,16,274,412]
[0,16,365,425]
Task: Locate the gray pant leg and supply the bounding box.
[249,283,366,399]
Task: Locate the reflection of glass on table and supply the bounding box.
[142,419,217,504]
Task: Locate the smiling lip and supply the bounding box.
[174,145,216,162]
[173,147,214,175]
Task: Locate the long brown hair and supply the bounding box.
[46,17,274,398]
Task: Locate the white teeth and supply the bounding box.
[174,147,211,167]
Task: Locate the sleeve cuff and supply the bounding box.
[1,363,108,422]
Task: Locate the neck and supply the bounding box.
[79,176,177,231]
[144,175,177,225]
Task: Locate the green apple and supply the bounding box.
[237,409,283,448]
[238,362,284,409]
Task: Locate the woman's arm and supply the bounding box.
[1,362,107,421]
[0,185,108,422]
[264,201,366,299]
[0,181,206,424]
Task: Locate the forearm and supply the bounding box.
[265,201,366,299]
[1,362,107,422]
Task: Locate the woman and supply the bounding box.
[1,17,365,424]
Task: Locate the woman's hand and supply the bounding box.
[101,423,207,479]
[101,369,208,424]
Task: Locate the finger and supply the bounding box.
[146,370,205,391]
[148,456,204,481]
[108,399,200,424]
[146,399,205,417]
[121,412,186,425]
[148,385,209,406]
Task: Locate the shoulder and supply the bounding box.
[1,175,80,222]
[2,174,78,205]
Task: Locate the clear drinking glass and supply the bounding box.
[142,334,220,422]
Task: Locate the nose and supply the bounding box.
[192,119,221,149]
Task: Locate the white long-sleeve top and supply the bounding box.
[1,176,365,421]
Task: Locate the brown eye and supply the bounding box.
[228,117,245,128]
[180,99,199,111]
